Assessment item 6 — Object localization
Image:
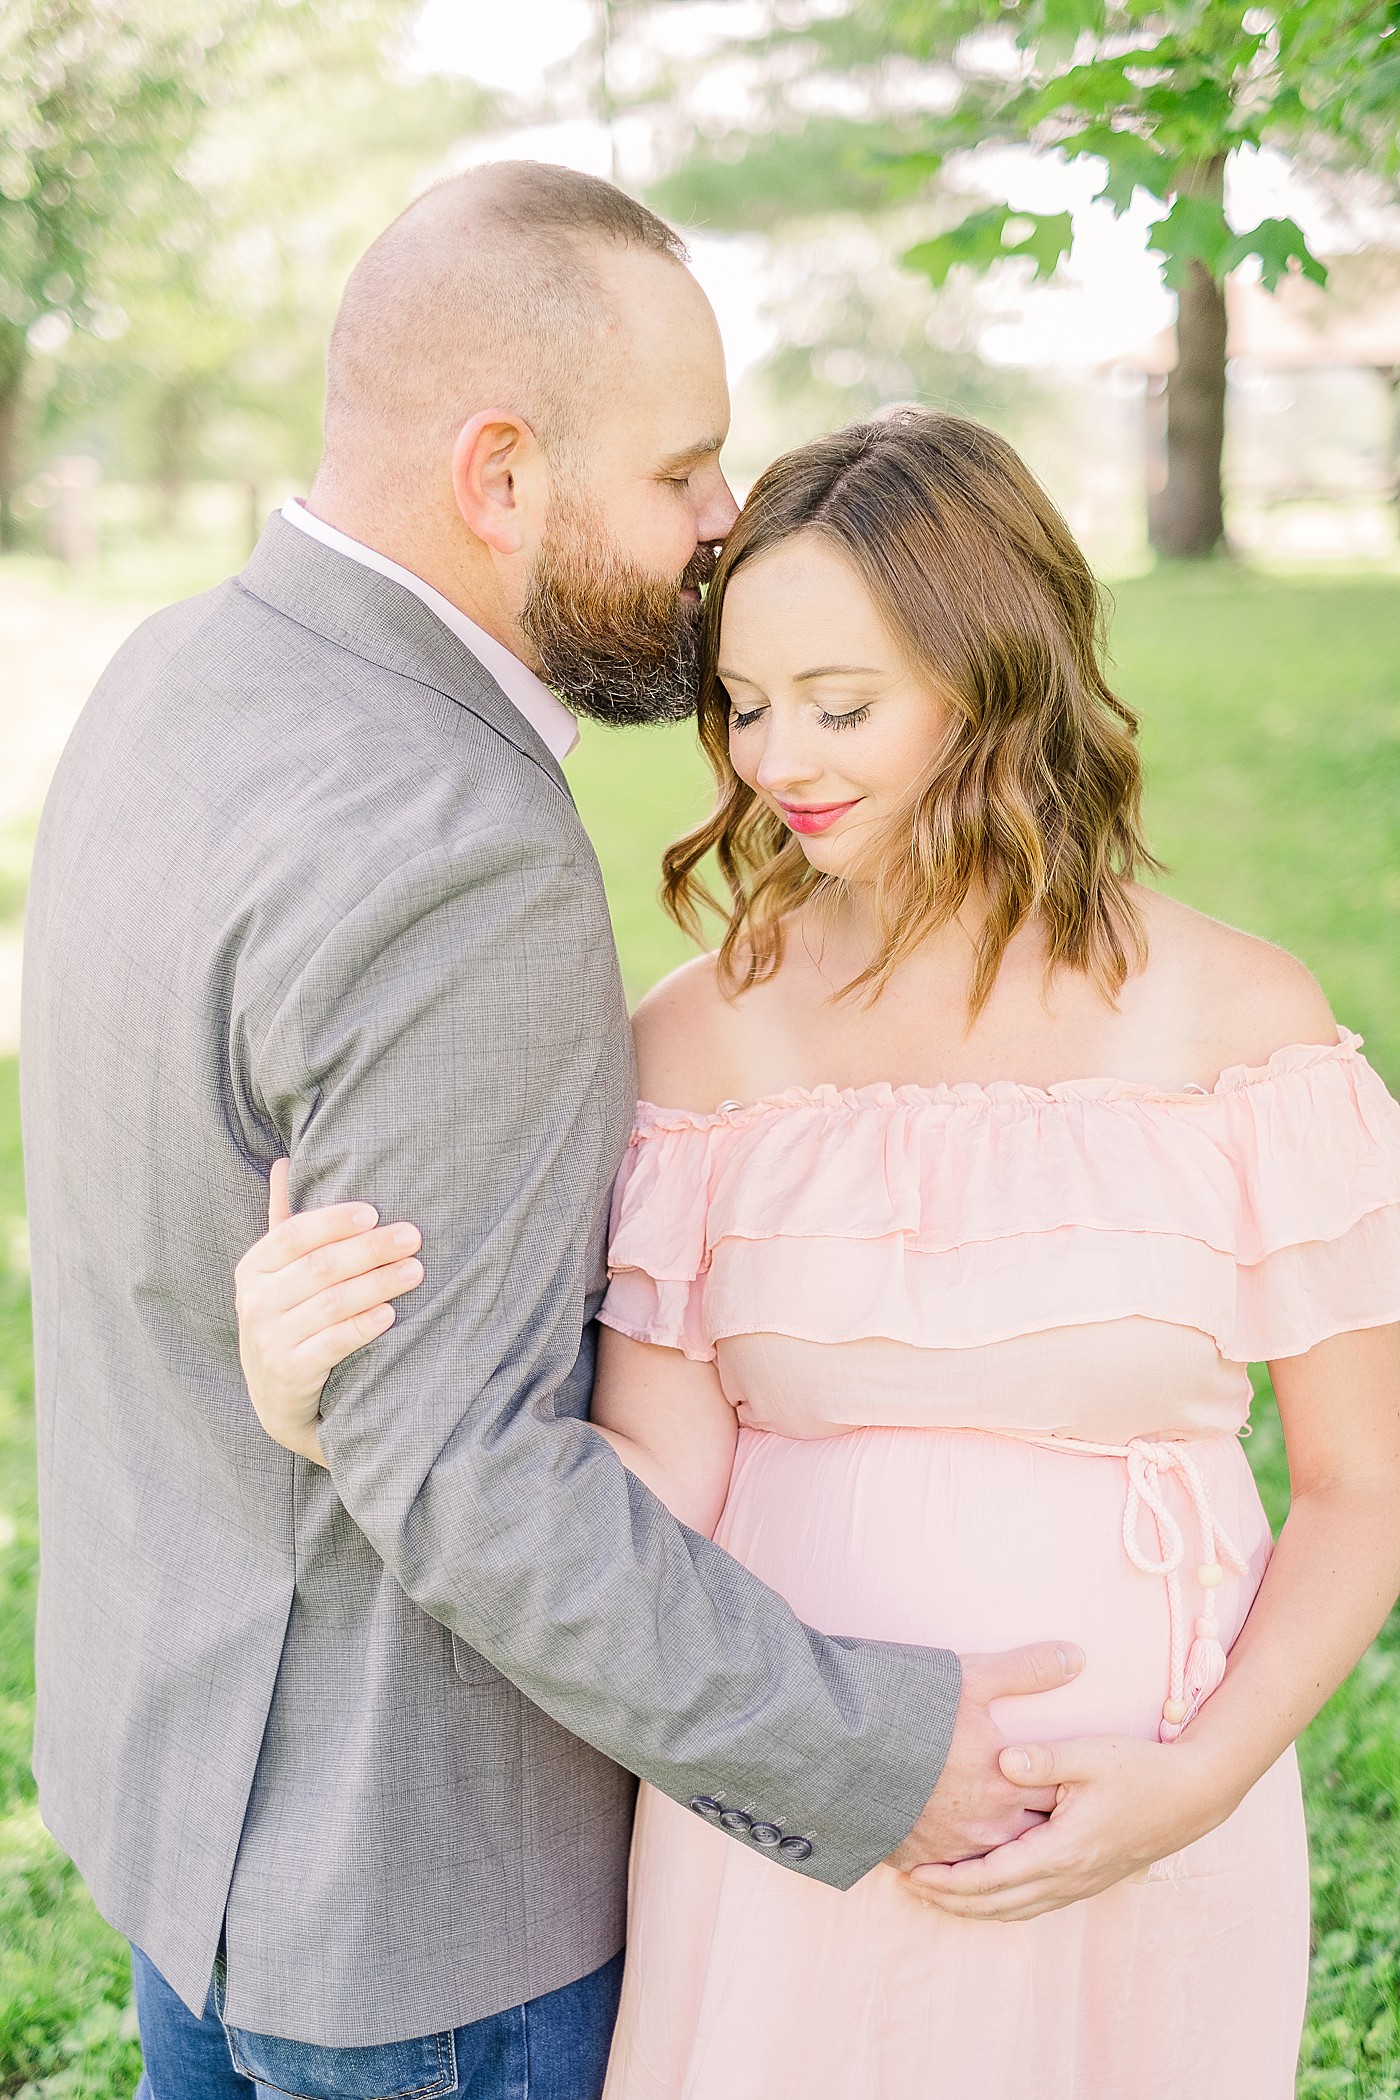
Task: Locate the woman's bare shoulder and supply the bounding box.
[630,954,755,1113]
[1132,888,1337,1073]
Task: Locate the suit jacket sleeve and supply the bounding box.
[252,813,961,1890]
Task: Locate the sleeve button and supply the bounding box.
[749,1823,782,1847]
[689,1796,723,1819]
[719,1809,753,1834]
[779,1834,814,1862]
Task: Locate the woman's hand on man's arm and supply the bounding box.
[233,1159,426,1466]
[231,1167,738,1530]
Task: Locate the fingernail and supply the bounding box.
[1056,1645,1083,1675]
[351,1206,378,1228]
[1007,1749,1033,1776]
[392,1224,419,1249]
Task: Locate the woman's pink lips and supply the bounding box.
[775,798,861,835]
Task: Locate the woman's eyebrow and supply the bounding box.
[793,664,882,681]
[719,664,882,685]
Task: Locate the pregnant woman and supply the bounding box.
[235,410,1400,2099]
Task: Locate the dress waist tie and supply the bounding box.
[1004,1433,1251,1743]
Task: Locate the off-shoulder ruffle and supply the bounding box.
[632,1029,1369,1129]
[600,1030,1400,1364]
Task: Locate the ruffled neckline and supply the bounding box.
[636,1028,1364,1134]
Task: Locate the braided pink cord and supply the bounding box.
[997,1431,1250,1740]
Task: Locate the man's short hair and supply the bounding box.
[458,160,687,266]
[323,161,690,474]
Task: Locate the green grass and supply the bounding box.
[564,719,713,1001]
[0,1060,144,2099]
[1114,568,1400,1092]
[1,561,1398,2095]
[0,825,37,936]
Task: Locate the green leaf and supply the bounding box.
[1069,123,1174,212]
[1349,51,1400,118]
[904,207,1012,288]
[1222,215,1328,292]
[1147,193,1234,286]
[1029,0,1107,65]
[864,146,946,201]
[1028,55,1149,123]
[1138,74,1239,156]
[1012,208,1075,276]
[904,205,1073,287]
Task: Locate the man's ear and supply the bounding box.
[450,409,547,555]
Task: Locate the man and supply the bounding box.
[21,162,1079,2100]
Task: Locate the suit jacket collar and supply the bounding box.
[238,512,569,792]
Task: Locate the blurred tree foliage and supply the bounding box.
[0,0,491,550]
[719,217,1047,488]
[1,0,192,544]
[647,0,1400,559]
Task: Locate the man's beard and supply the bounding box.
[520,488,718,727]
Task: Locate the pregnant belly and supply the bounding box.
[714,1424,1274,1744]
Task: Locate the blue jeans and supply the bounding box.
[132,1944,624,2100]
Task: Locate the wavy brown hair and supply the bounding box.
[662,406,1158,1012]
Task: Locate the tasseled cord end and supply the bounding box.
[1159,1562,1229,1743]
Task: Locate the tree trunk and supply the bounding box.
[0,325,28,554]
[1149,155,1228,560]
[153,384,195,534]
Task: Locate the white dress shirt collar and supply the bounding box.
[279,497,578,762]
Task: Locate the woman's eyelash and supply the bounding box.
[728,702,872,732]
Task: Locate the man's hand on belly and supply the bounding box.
[884,1644,1085,1871]
[901,1732,1241,1920]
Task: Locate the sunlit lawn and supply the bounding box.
[0,558,1397,2095]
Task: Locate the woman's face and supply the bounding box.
[718,533,952,881]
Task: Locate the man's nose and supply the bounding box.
[699,472,740,544]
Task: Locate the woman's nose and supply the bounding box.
[755,728,823,796]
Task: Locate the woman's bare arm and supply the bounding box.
[589,1326,739,1538]
[587,956,747,1534]
[1177,1322,1400,1786]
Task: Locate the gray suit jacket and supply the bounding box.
[21,515,961,2047]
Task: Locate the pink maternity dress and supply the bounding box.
[597,1030,1400,2100]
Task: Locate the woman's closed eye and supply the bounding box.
[729,702,872,733]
